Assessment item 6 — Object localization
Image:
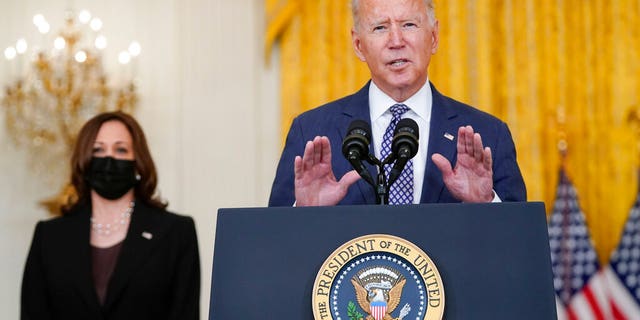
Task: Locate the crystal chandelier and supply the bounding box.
[2,10,140,213]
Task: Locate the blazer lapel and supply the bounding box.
[102,202,160,310]
[65,207,103,314]
[339,81,378,204]
[421,83,459,203]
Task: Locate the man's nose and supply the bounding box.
[389,25,404,47]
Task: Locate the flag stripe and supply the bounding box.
[556,298,568,320]
[572,293,602,320]
[582,286,605,320]
[589,272,612,318]
[566,304,579,320]
[610,302,625,320]
[604,266,640,319]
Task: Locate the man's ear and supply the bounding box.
[352,29,366,62]
[431,20,440,54]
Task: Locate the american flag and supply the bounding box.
[603,188,640,319]
[548,168,610,319]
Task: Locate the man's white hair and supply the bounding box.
[351,0,436,29]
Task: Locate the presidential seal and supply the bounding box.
[312,234,445,320]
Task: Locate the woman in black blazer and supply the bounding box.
[21,112,200,320]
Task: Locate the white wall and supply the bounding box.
[0,0,281,318]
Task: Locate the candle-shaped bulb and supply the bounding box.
[118,51,131,64]
[90,18,103,31]
[128,41,141,57]
[4,47,17,60]
[54,37,66,50]
[79,10,92,24]
[75,51,87,63]
[16,39,28,54]
[95,35,107,50]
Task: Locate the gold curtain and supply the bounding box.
[265,0,640,264]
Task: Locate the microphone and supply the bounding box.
[342,120,375,186]
[388,118,419,186]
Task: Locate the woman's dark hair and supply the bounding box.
[62,111,167,214]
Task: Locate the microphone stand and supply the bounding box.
[363,153,397,205]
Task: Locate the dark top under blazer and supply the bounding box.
[21,201,200,320]
[269,82,527,206]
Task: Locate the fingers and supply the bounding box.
[473,131,483,161]
[483,146,492,170]
[300,136,332,171]
[458,126,487,163]
[457,125,477,155]
[294,155,303,179]
[339,170,362,189]
[464,126,474,155]
[318,136,332,164]
[309,136,331,165]
[456,126,467,155]
[301,140,316,172]
[431,153,453,176]
[458,126,494,177]
[312,137,322,165]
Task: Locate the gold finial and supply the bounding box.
[627,105,640,162]
[557,105,568,163]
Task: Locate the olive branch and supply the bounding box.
[347,301,364,320]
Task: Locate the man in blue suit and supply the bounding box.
[269,0,526,207]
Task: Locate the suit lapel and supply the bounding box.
[340,82,462,204]
[339,82,378,204]
[66,207,103,314]
[421,83,459,203]
[102,202,161,311]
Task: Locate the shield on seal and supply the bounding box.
[370,300,387,320]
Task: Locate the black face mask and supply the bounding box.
[86,157,137,200]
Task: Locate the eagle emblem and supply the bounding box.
[312,235,445,320]
[350,266,412,320]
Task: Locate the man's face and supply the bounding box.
[352,0,439,102]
